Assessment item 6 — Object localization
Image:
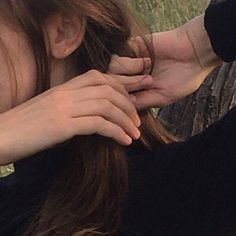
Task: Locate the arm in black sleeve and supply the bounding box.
[205,0,236,62]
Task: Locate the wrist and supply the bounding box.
[179,14,222,69]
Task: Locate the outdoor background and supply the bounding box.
[127,0,210,32]
[0,0,210,177]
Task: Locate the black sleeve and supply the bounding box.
[122,107,236,236]
[204,0,236,62]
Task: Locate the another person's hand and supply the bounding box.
[110,15,222,110]
[0,70,147,165]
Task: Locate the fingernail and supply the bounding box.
[133,129,141,139]
[135,115,141,127]
[125,135,132,145]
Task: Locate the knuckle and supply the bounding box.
[93,116,105,129]
[102,85,114,96]
[88,69,109,85]
[126,105,135,115]
[118,84,128,96]
[128,100,137,111]
[88,69,102,78]
[127,105,138,119]
[98,74,110,85]
[135,75,143,82]
[100,99,113,112]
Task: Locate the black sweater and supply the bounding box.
[1,1,236,235]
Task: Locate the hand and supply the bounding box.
[0,70,147,165]
[110,17,221,110]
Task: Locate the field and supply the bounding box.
[127,0,210,31]
[0,0,210,177]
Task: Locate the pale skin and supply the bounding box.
[0,14,221,166]
[110,15,222,110]
[0,13,151,165]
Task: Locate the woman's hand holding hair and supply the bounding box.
[0,70,145,165]
[110,15,222,110]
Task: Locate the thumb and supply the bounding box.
[109,56,152,75]
[131,89,168,110]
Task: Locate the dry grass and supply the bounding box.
[127,0,210,31]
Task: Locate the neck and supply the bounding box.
[50,57,78,88]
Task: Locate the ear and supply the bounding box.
[44,12,86,59]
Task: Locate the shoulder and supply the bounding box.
[128,106,236,173]
[122,107,236,235]
[126,106,236,202]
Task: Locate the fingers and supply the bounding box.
[109,35,154,76]
[59,70,112,90]
[124,76,154,92]
[68,85,141,126]
[70,117,132,146]
[130,89,168,110]
[109,56,151,75]
[59,69,154,100]
[59,70,144,98]
[109,74,154,93]
[53,70,147,145]
[70,99,141,142]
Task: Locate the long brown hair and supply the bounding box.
[0,0,175,235]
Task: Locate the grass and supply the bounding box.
[127,0,210,32]
[0,165,14,177]
[0,0,210,177]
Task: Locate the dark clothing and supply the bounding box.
[1,0,236,235]
[120,108,236,236]
[205,0,236,62]
[2,107,236,236]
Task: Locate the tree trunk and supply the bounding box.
[158,62,236,140]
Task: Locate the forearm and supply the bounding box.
[180,14,222,69]
[0,126,22,166]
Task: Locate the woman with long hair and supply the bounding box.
[0,0,172,235]
[0,0,236,235]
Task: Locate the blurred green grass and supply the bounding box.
[127,0,210,31]
[0,0,210,177]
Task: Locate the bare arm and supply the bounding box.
[0,70,146,166]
